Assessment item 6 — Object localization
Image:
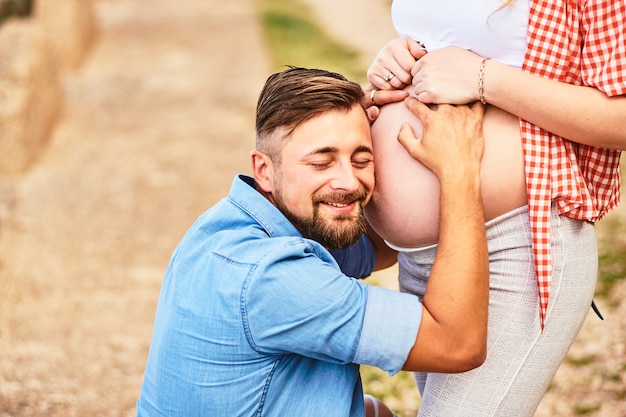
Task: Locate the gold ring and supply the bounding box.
[383,73,395,82]
[370,89,377,104]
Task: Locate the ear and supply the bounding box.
[250,150,274,194]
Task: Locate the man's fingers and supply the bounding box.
[397,123,421,158]
[365,88,409,123]
[470,101,486,117]
[366,106,380,124]
[404,96,433,120]
[366,89,409,107]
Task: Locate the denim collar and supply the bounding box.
[228,174,302,240]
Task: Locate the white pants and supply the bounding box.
[398,205,598,417]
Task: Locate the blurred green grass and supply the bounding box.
[596,185,626,302]
[257,0,366,83]
[256,1,626,415]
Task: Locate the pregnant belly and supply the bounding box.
[365,101,528,248]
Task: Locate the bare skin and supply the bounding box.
[398,98,489,372]
[365,87,527,248]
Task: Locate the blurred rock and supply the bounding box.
[0,19,60,176]
[0,0,95,177]
[35,0,96,69]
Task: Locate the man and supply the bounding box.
[136,67,487,416]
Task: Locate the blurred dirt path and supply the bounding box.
[0,1,268,415]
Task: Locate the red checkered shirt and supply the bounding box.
[522,0,625,328]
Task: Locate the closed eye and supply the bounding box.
[352,158,373,168]
[352,149,374,168]
[309,160,333,169]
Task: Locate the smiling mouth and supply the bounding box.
[314,189,368,212]
[324,201,353,208]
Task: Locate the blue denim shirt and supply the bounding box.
[136,175,422,417]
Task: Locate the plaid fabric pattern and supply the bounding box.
[522,0,625,328]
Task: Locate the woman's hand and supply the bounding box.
[411,46,484,104]
[367,38,427,90]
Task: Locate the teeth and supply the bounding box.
[326,202,350,208]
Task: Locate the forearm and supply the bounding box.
[397,99,488,372]
[403,169,489,373]
[484,60,626,149]
[428,173,487,319]
[422,171,488,368]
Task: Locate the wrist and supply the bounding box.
[477,58,490,104]
[439,169,481,193]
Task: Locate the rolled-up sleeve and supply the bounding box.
[353,286,422,375]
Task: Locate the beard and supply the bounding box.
[274,189,368,250]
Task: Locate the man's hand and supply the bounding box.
[397,98,485,179]
[364,87,408,123]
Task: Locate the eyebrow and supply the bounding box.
[306,145,373,156]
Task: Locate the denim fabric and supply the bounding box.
[136,175,421,417]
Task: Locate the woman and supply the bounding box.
[364,1,625,415]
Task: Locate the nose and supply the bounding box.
[328,161,360,192]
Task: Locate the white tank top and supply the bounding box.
[392,0,529,69]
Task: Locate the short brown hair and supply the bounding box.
[255,67,366,156]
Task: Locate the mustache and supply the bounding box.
[312,188,368,205]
